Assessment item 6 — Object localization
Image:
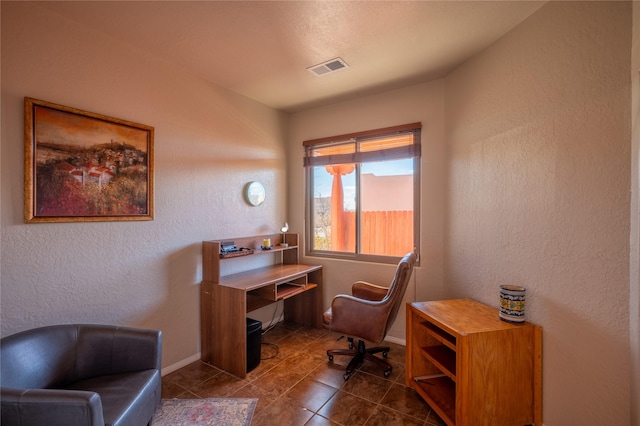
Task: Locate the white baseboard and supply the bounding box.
[385,335,406,346]
[161,353,201,376]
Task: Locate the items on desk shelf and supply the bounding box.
[220,241,238,253]
[261,238,273,250]
[280,222,289,247]
[219,241,253,258]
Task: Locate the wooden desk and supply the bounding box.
[200,234,323,378]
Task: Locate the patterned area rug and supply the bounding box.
[151,398,257,426]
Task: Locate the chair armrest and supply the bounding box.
[352,281,388,301]
[329,294,390,343]
[1,387,104,426]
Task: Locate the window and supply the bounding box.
[304,123,421,264]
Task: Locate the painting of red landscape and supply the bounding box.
[24,98,154,223]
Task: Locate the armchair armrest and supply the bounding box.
[1,387,104,426]
[329,294,391,343]
[352,281,389,301]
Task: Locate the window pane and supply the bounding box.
[360,159,414,256]
[312,165,356,253]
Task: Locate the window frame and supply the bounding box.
[303,123,421,265]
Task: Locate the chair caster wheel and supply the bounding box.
[382,351,388,358]
[343,373,351,381]
[328,355,334,362]
[384,370,391,378]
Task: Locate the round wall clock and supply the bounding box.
[244,181,266,206]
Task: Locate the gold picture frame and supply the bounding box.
[24,97,154,223]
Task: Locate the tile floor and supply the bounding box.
[161,321,445,426]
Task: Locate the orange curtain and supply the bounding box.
[325,164,354,251]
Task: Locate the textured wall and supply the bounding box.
[445,2,631,424]
[1,2,288,369]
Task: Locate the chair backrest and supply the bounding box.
[1,325,78,389]
[324,252,417,343]
[380,252,417,337]
[1,324,162,390]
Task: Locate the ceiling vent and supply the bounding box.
[307,58,349,77]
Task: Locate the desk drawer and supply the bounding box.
[249,276,308,301]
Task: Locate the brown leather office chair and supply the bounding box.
[322,252,417,380]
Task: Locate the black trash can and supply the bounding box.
[246,317,262,373]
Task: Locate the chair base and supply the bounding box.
[327,338,392,380]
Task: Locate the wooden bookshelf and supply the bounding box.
[406,299,542,426]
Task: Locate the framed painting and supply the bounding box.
[24,97,154,223]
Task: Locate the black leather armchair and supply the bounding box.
[323,252,417,380]
[1,324,162,426]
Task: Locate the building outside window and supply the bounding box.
[304,123,421,264]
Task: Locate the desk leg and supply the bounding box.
[206,284,247,378]
[284,269,323,328]
[201,287,214,364]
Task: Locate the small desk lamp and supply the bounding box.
[280,222,289,247]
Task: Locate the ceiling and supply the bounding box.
[36,1,546,113]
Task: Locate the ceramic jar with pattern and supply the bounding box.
[499,285,526,323]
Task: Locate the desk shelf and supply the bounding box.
[200,233,323,378]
